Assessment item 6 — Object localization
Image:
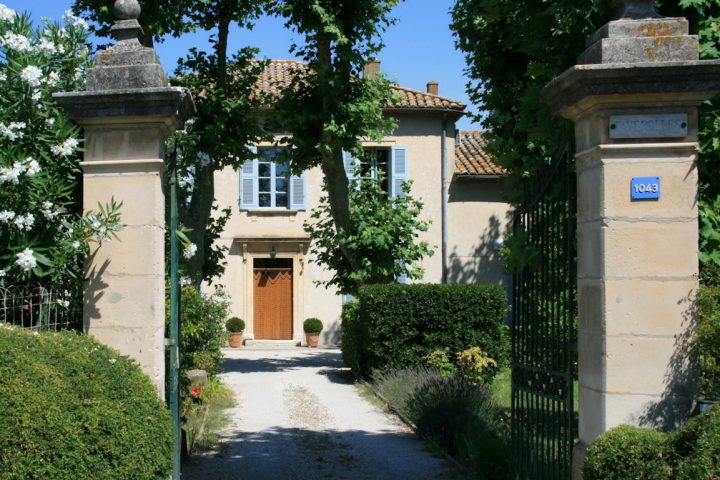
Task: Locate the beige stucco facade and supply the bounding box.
[213,112,512,345]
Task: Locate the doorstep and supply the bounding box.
[241,339,302,349]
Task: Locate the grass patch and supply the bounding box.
[183,378,235,455]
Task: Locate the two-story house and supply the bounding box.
[212,60,511,345]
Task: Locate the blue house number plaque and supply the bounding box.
[631,176,660,201]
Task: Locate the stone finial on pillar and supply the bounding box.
[110,0,143,45]
[53,0,195,396]
[613,0,662,19]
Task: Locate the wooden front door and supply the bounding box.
[253,259,293,340]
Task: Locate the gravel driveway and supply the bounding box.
[182,348,456,480]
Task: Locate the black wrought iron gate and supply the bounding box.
[511,146,577,480]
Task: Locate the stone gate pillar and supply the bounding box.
[54,0,194,395]
[543,2,720,477]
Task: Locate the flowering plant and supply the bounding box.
[0,6,121,301]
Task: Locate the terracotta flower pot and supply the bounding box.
[305,332,320,348]
[228,332,243,348]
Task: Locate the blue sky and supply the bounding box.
[4,0,482,130]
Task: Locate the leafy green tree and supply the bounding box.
[73,0,269,285]
[451,0,720,278]
[305,174,433,294]
[267,0,405,275]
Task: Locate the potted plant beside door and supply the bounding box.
[226,317,245,348]
[304,318,323,348]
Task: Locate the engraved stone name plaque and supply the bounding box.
[609,114,688,139]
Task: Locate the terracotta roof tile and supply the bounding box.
[455,131,506,176]
[255,60,465,112]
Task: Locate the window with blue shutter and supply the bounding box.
[289,171,307,210]
[240,146,307,211]
[391,147,409,198]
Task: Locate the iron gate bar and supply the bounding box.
[511,144,577,480]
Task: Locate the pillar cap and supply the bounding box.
[542,60,720,119]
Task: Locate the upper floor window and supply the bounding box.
[344,146,409,198]
[240,147,306,211]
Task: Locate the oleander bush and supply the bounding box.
[343,283,507,379]
[0,325,172,480]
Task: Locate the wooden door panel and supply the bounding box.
[253,269,293,340]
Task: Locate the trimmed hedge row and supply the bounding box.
[584,405,720,479]
[0,326,172,480]
[342,283,508,378]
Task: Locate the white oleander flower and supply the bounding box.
[1,32,31,52]
[0,122,26,141]
[41,201,58,220]
[57,299,70,308]
[109,358,117,364]
[13,213,34,231]
[31,89,41,102]
[0,71,6,82]
[0,269,6,278]
[0,210,15,222]
[179,277,192,286]
[46,71,59,86]
[25,158,40,176]
[183,243,198,260]
[63,10,88,30]
[20,65,42,87]
[45,117,55,127]
[0,161,25,184]
[15,248,37,272]
[0,4,16,22]
[72,241,80,249]
[51,137,79,156]
[36,37,56,55]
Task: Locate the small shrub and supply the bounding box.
[671,404,720,479]
[407,375,509,479]
[373,366,445,414]
[583,425,671,480]
[457,347,498,384]
[225,316,245,333]
[424,348,457,377]
[696,286,720,400]
[347,283,507,379]
[0,326,172,479]
[304,317,323,333]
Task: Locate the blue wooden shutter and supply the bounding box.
[343,150,359,182]
[391,147,409,198]
[289,171,307,210]
[240,146,258,210]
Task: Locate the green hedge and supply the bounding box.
[343,284,507,378]
[584,425,671,480]
[672,404,720,479]
[0,326,172,480]
[584,406,720,480]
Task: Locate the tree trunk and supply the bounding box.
[180,165,216,286]
[317,34,359,272]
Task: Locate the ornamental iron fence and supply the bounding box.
[0,285,76,331]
